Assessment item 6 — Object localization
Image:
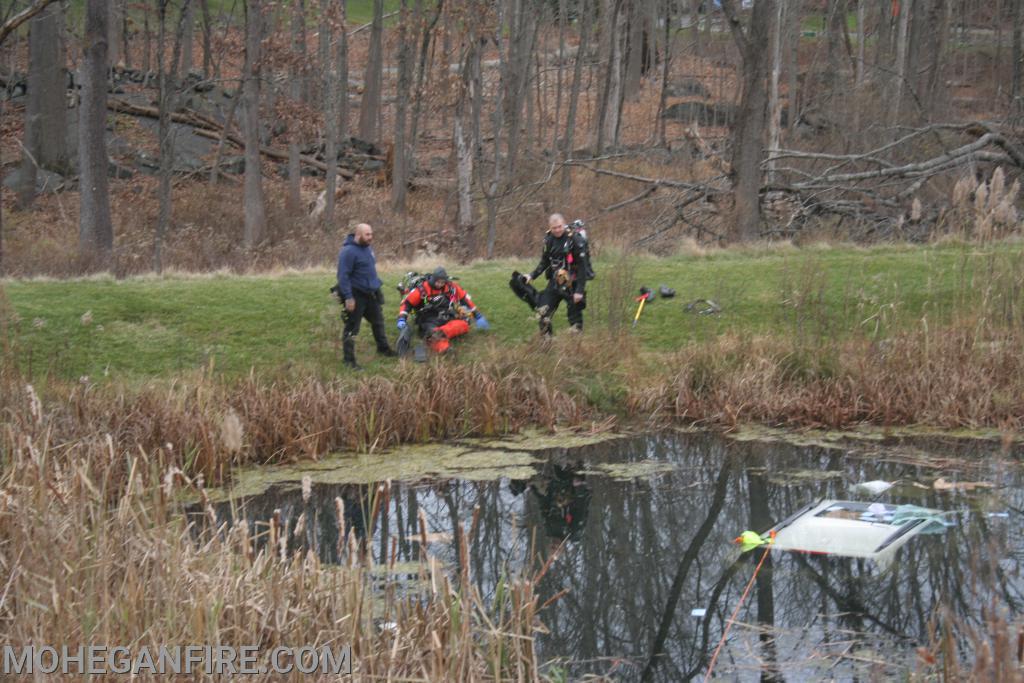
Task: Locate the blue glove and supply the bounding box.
[397,318,407,330]
[474,313,490,330]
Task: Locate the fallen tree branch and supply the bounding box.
[0,0,59,46]
[191,128,354,179]
[789,134,1012,187]
[600,184,659,213]
[566,160,728,193]
[108,98,355,180]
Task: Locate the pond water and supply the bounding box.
[201,431,1024,681]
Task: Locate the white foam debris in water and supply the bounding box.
[853,480,892,496]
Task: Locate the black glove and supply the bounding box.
[375,288,385,305]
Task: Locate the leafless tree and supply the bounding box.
[154,0,193,273]
[337,0,349,141]
[721,0,775,241]
[320,0,340,224]
[392,0,412,212]
[17,1,67,208]
[358,0,384,142]
[561,0,592,195]
[243,0,268,247]
[286,0,304,213]
[79,0,114,262]
[200,0,213,78]
[180,0,195,75]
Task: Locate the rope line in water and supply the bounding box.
[703,537,774,682]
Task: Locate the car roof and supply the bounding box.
[768,499,936,569]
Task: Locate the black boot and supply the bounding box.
[343,338,362,370]
[378,347,398,358]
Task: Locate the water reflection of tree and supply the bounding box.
[211,433,1024,681]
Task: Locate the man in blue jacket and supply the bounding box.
[336,223,395,369]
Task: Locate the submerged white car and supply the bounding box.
[768,499,951,570]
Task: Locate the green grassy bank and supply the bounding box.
[1,242,1019,381]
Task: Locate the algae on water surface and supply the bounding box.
[202,430,624,503]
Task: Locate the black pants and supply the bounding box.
[343,289,391,363]
[537,284,583,334]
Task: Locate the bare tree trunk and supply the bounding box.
[143,7,152,75]
[690,0,701,55]
[79,0,114,262]
[767,0,784,184]
[455,102,474,259]
[200,0,212,78]
[553,0,566,151]
[787,0,799,130]
[892,0,911,125]
[561,0,591,194]
[594,0,623,154]
[155,0,193,274]
[483,5,504,258]
[624,0,643,100]
[295,0,309,103]
[109,0,122,66]
[408,0,443,160]
[180,0,194,74]
[605,16,625,147]
[856,0,865,85]
[337,0,349,141]
[320,0,339,224]
[287,0,304,213]
[392,0,411,212]
[657,0,673,146]
[923,0,949,119]
[122,0,132,69]
[208,92,240,187]
[1014,0,1023,119]
[824,0,848,124]
[358,0,384,142]
[502,0,538,180]
[18,2,67,207]
[874,0,894,77]
[243,0,267,247]
[721,0,773,241]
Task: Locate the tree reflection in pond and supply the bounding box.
[207,432,1024,681]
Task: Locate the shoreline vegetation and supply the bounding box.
[2,241,1022,680]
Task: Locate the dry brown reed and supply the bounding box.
[628,324,1024,431]
[0,357,590,491]
[0,443,544,681]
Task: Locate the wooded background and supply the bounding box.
[1,0,1022,275]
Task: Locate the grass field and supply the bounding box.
[3,241,1019,381]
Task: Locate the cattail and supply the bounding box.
[952,176,971,209]
[293,512,306,539]
[911,198,922,222]
[270,509,281,554]
[994,200,1017,228]
[220,408,244,454]
[302,475,312,503]
[162,467,179,497]
[991,167,1006,205]
[975,182,990,217]
[25,384,42,426]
